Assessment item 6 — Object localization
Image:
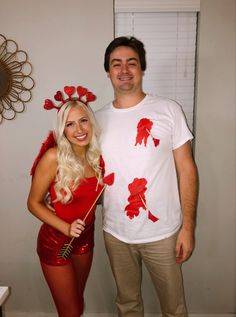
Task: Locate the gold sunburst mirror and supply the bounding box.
[0,34,35,123]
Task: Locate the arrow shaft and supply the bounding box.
[83,185,106,222]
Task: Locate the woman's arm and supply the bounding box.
[27,148,85,238]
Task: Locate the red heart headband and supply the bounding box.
[43,85,96,111]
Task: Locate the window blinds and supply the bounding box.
[115,12,198,131]
[115,0,200,12]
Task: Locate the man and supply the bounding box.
[95,36,199,317]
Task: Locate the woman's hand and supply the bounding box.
[69,219,85,238]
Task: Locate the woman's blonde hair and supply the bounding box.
[53,100,101,203]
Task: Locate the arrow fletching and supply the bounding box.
[57,238,75,259]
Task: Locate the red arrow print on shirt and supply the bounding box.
[125,178,159,222]
[135,118,160,147]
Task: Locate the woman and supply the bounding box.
[27,86,104,317]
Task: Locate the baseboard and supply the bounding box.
[82,314,234,317]
[5,313,236,317]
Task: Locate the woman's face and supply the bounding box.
[64,105,93,151]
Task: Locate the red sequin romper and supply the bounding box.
[37,176,103,266]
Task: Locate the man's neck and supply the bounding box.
[113,91,146,109]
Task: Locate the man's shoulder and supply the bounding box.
[146,94,182,112]
[147,94,178,105]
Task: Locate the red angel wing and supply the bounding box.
[30,131,57,176]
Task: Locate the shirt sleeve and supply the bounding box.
[172,102,193,150]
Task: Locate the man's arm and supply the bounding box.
[173,141,199,263]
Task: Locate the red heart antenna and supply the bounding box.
[43,85,97,112]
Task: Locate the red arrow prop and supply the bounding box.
[58,172,115,259]
[125,177,159,222]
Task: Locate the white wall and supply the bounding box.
[191,0,236,313]
[0,0,235,316]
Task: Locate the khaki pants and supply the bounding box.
[103,231,188,317]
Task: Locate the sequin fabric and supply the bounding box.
[37,176,103,266]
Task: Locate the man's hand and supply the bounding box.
[175,227,195,263]
[44,193,55,212]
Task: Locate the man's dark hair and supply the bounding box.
[104,36,146,72]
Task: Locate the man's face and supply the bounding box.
[107,46,144,95]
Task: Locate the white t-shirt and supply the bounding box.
[95,94,193,243]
